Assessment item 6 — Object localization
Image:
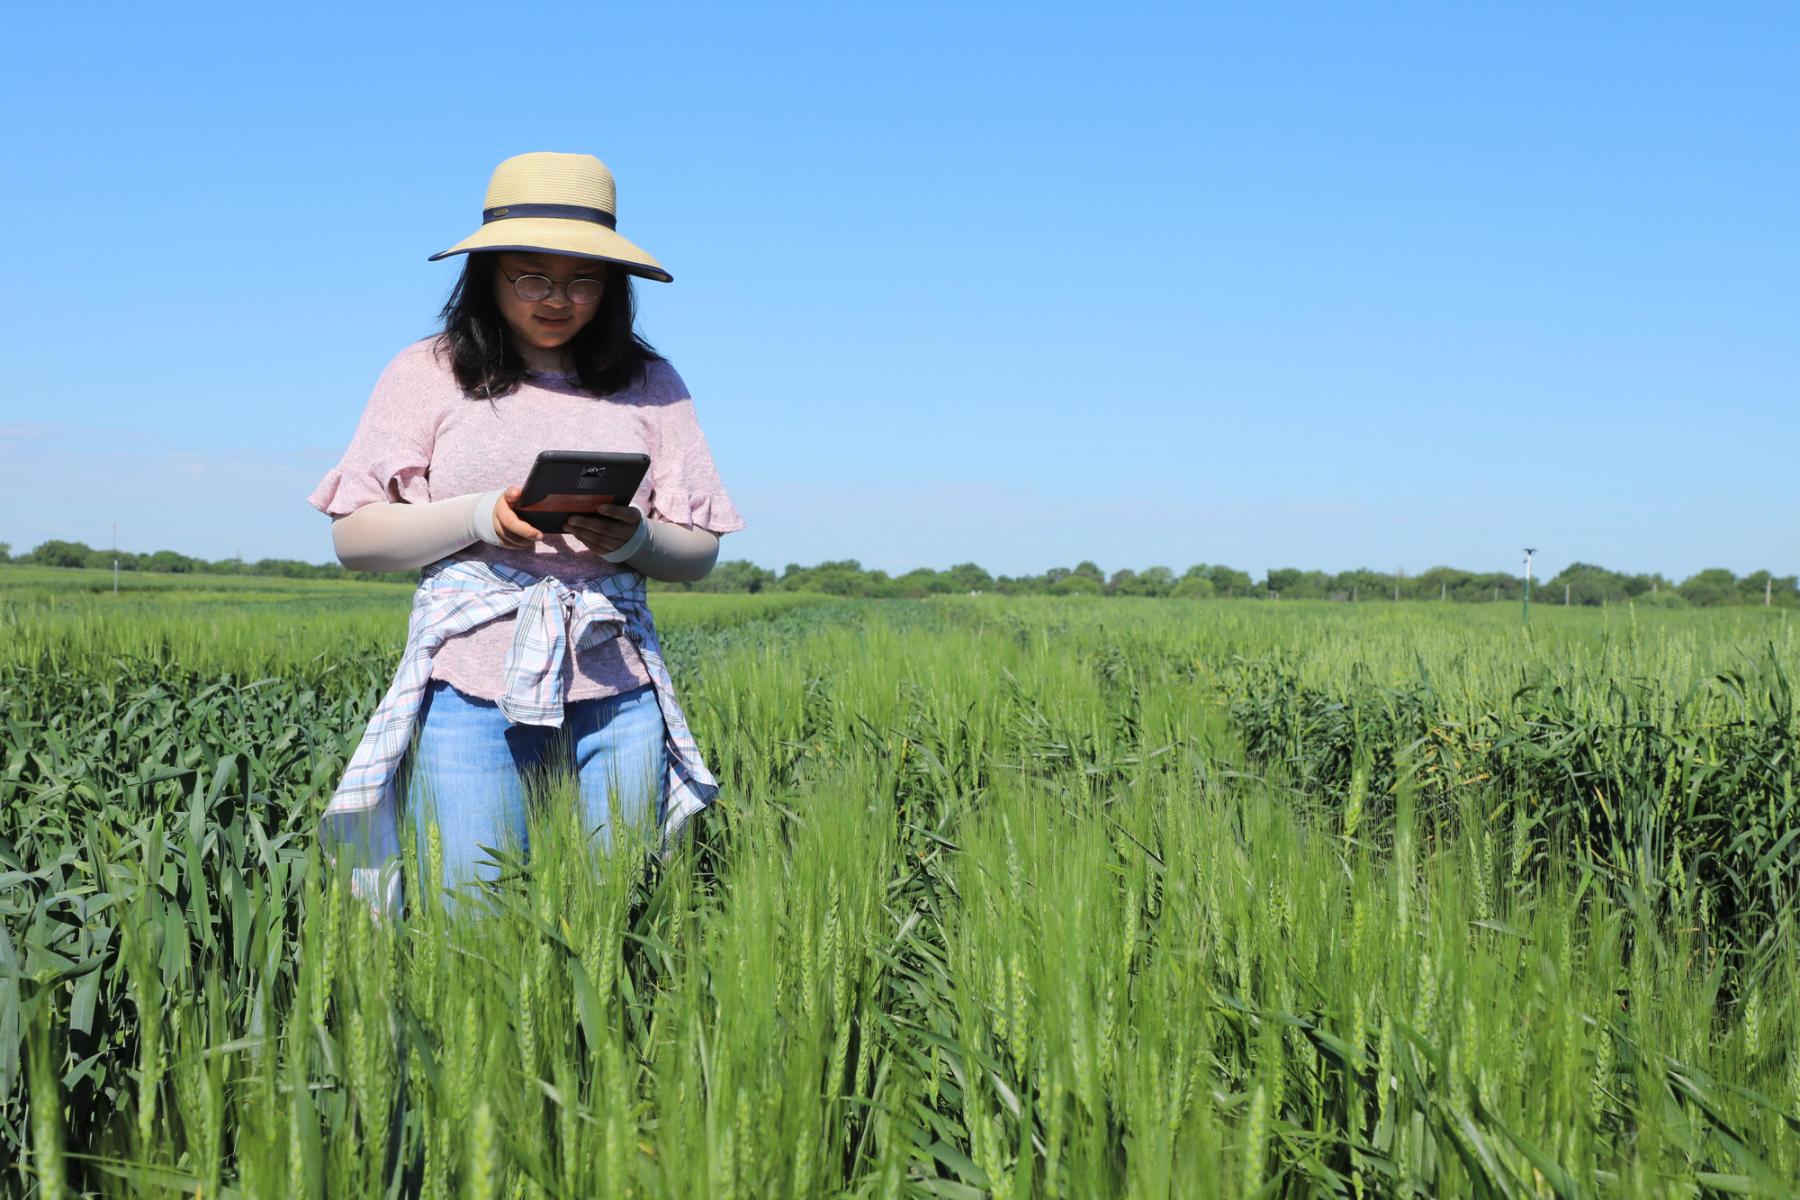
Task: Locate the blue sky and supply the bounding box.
[2,2,1794,581]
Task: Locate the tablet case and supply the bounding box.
[513,450,651,533]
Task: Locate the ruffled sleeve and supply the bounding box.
[644,361,747,534]
[307,341,441,515]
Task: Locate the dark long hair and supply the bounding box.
[432,251,664,400]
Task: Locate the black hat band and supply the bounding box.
[482,203,617,229]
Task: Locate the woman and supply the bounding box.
[307,151,745,914]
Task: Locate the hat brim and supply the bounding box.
[428,217,673,283]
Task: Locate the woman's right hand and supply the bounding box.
[493,486,545,550]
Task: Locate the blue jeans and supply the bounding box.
[402,679,667,897]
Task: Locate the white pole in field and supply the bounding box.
[112,521,119,594]
[1522,548,1536,623]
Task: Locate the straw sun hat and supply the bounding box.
[428,151,672,283]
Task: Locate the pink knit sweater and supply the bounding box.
[307,335,745,701]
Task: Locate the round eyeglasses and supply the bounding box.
[500,268,605,306]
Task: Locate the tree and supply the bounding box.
[1071,560,1104,582]
[780,559,891,597]
[1133,566,1176,597]
[1203,565,1253,598]
[1171,573,1215,599]
[944,562,994,593]
[0,542,9,563]
[1544,562,1634,606]
[1051,574,1103,596]
[26,539,92,568]
[692,560,777,594]
[251,558,325,579]
[1334,568,1393,601]
[1679,568,1737,607]
[1734,570,1798,607]
[1109,566,1179,597]
[892,567,954,598]
[1414,566,1473,601]
[1469,572,1521,601]
[1265,568,1303,596]
[1267,569,1331,599]
[144,549,202,574]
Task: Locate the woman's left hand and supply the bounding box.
[566,505,643,557]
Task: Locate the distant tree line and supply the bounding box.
[3,539,422,584]
[5,539,1793,607]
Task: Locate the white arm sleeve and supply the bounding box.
[329,489,507,572]
[622,516,721,583]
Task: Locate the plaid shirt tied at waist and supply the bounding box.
[323,557,720,866]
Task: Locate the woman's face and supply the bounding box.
[492,251,607,356]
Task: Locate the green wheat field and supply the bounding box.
[4,564,1798,1197]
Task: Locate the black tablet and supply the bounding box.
[513,450,651,533]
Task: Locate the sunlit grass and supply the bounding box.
[6,585,1797,1196]
[0,564,834,674]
